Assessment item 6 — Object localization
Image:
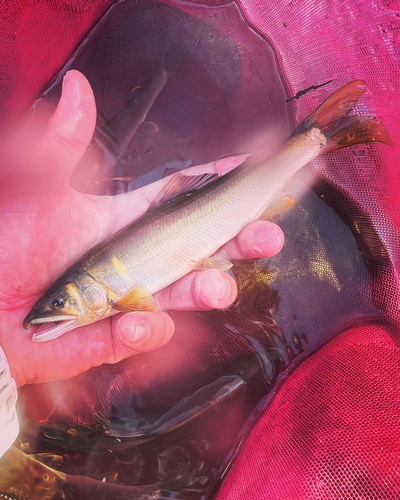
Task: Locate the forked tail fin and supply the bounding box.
[294,80,393,154]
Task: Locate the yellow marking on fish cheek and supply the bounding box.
[64,283,82,310]
[65,283,77,296]
[112,256,128,276]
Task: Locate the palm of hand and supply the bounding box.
[0,186,140,386]
[0,71,284,387]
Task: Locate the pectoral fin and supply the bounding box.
[193,253,233,272]
[259,194,294,220]
[114,285,158,313]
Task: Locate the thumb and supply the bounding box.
[37,70,97,186]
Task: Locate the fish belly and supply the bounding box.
[87,159,297,298]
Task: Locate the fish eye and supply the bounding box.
[50,295,65,309]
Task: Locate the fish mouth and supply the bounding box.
[26,315,78,343]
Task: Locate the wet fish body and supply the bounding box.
[87,150,308,296]
[24,81,392,341]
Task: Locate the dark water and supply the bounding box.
[37,0,290,195]
[1,1,393,499]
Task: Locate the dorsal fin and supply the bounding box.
[148,172,220,211]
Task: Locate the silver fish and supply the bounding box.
[23,80,392,341]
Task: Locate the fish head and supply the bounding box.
[23,270,109,342]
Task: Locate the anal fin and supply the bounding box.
[193,253,233,272]
[114,285,158,313]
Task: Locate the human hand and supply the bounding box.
[0,70,284,387]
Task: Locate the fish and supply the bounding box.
[21,377,247,455]
[0,446,163,499]
[70,47,186,194]
[23,80,392,341]
[94,375,245,450]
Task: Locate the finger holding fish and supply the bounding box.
[220,220,285,260]
[113,221,281,336]
[113,310,175,356]
[154,220,284,311]
[5,308,176,387]
[155,269,238,311]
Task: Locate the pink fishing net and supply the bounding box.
[217,324,400,500]
[1,1,399,499]
[214,2,400,497]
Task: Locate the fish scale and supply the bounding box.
[87,159,296,296]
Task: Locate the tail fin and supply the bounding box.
[294,80,393,154]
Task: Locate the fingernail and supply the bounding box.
[119,321,151,346]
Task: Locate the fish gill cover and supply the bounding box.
[0,0,399,499]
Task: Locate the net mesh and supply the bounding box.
[213,2,400,497]
[0,0,399,499]
[216,324,400,500]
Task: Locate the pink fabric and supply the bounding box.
[0,1,113,123]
